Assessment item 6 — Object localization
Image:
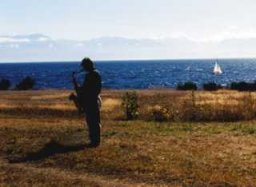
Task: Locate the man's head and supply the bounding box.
[81,57,95,72]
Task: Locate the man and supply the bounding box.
[80,57,102,148]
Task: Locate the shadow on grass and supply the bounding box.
[8,140,87,163]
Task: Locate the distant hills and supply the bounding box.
[1,34,256,62]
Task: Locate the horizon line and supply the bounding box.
[1,57,256,64]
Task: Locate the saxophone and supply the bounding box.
[69,71,85,114]
[69,70,102,114]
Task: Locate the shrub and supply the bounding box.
[230,81,256,91]
[15,76,35,90]
[203,82,222,91]
[122,91,139,120]
[177,81,197,91]
[148,105,171,122]
[0,79,11,90]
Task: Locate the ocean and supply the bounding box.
[0,59,256,89]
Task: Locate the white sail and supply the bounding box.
[185,66,191,71]
[213,62,222,75]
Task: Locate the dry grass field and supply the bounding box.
[0,90,255,186]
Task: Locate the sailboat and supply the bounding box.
[213,62,222,75]
[185,66,191,71]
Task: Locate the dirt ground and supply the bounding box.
[0,90,255,186]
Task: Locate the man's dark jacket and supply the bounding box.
[81,69,101,108]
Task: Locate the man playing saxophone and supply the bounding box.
[70,58,102,148]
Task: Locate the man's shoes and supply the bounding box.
[86,143,100,148]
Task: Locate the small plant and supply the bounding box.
[148,105,170,122]
[122,91,139,120]
[177,81,197,91]
[15,76,35,90]
[181,91,199,121]
[240,92,255,120]
[0,79,11,90]
[203,82,222,91]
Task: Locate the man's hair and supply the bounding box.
[81,57,94,70]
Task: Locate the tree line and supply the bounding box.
[0,76,35,90]
[177,81,256,91]
[1,77,256,92]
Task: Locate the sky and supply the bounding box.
[1,0,256,61]
[1,0,256,41]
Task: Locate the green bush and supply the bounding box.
[203,82,222,91]
[0,79,11,90]
[15,76,35,90]
[229,81,256,91]
[177,81,197,91]
[122,91,139,120]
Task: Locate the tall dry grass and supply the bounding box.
[1,89,256,122]
[139,90,256,122]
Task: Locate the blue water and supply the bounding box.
[0,59,256,89]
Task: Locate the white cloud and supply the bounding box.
[9,44,20,48]
[1,34,256,62]
[0,37,30,43]
[38,37,50,42]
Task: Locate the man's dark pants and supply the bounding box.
[85,100,101,147]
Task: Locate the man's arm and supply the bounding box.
[72,72,81,93]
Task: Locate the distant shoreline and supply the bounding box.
[1,57,256,64]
